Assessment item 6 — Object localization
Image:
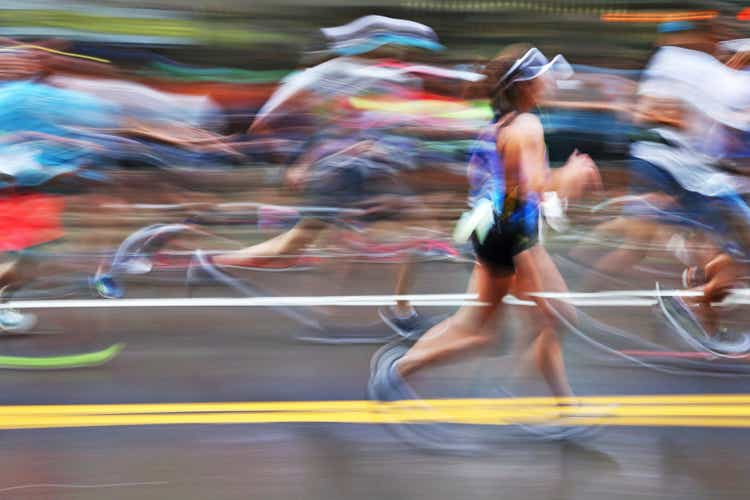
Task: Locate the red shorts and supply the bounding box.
[0,194,64,252]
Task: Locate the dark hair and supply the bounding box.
[473,43,534,116]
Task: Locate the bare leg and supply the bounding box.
[396,263,512,378]
[0,252,40,301]
[393,258,416,317]
[212,218,328,267]
[513,246,574,399]
[0,257,18,290]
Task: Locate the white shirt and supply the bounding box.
[633,46,750,196]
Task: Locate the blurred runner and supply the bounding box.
[0,39,241,328]
[206,17,460,336]
[0,194,65,331]
[574,21,750,348]
[369,44,601,402]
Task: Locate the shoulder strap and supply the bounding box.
[495,111,518,130]
[492,111,519,151]
[493,111,519,142]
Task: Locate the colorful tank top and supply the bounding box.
[466,116,540,229]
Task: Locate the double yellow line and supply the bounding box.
[3,394,750,430]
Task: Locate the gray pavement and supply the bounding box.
[0,257,749,500]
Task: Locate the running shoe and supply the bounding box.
[378,306,438,341]
[701,329,750,356]
[659,293,750,356]
[368,341,413,401]
[368,340,482,452]
[0,308,36,333]
[92,274,125,299]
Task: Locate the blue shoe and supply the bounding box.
[92,274,124,299]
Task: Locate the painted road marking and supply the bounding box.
[0,294,483,310]
[3,395,750,429]
[3,288,750,310]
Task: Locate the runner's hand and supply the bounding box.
[553,150,602,201]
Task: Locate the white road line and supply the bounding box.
[529,290,705,298]
[0,295,483,310]
[3,289,750,310]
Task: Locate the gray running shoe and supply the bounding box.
[368,341,412,401]
[702,329,750,356]
[378,307,442,341]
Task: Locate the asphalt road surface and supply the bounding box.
[1,257,750,500]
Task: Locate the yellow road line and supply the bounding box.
[4,394,750,416]
[2,410,750,430]
[1,395,750,429]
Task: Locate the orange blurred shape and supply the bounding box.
[738,8,750,21]
[601,10,718,23]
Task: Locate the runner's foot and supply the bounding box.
[368,342,414,401]
[661,295,750,355]
[378,306,438,341]
[92,274,125,299]
[0,309,36,333]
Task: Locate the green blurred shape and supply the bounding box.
[142,62,291,83]
[0,343,124,370]
[0,10,293,46]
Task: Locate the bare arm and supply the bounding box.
[633,95,686,129]
[501,113,601,202]
[499,113,550,198]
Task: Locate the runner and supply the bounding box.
[0,43,241,331]
[369,44,601,402]
[572,21,750,347]
[201,17,461,337]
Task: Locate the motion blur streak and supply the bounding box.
[601,11,719,23]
